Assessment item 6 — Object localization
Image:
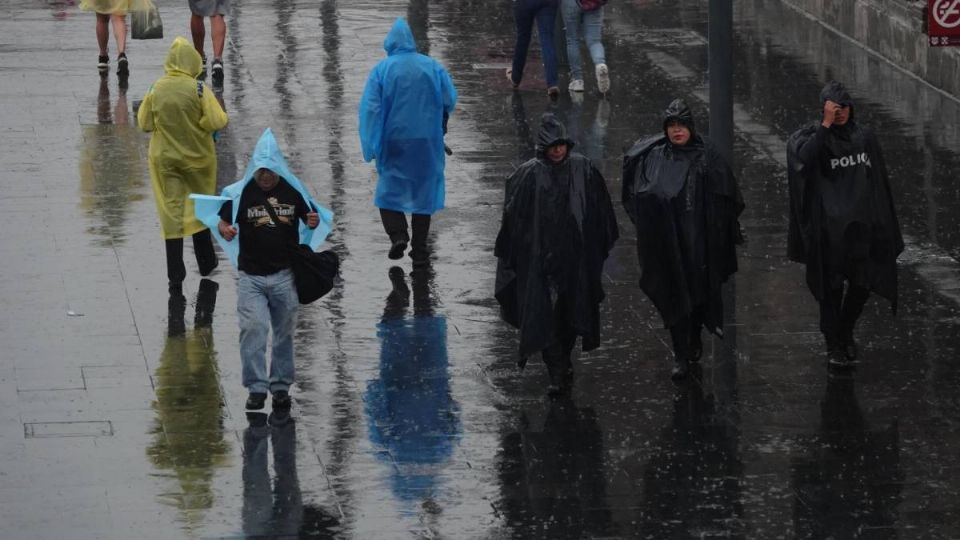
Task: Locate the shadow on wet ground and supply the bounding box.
[0,0,958,537]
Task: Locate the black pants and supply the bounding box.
[380,209,431,259]
[165,228,217,285]
[819,282,870,348]
[540,295,578,385]
[669,308,705,362]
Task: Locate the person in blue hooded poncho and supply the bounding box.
[359,17,457,267]
[191,128,334,411]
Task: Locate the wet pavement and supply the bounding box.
[2,0,960,537]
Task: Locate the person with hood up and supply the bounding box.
[622,99,744,381]
[787,81,902,367]
[359,17,457,268]
[190,128,334,411]
[138,37,228,295]
[495,113,619,396]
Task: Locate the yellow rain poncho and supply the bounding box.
[138,36,228,239]
[80,0,153,15]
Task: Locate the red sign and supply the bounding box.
[929,0,960,46]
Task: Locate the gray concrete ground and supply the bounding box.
[1,0,959,538]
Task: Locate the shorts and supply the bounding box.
[188,0,230,17]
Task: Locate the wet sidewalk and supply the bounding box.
[1,0,959,538]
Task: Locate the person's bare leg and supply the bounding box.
[110,14,126,54]
[96,13,109,55]
[211,15,226,60]
[190,14,206,58]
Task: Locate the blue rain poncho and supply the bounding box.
[359,17,457,215]
[190,128,334,268]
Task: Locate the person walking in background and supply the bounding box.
[787,81,902,368]
[189,0,229,83]
[622,99,744,381]
[506,0,561,99]
[560,0,609,95]
[137,37,228,294]
[79,0,130,76]
[495,113,619,396]
[359,17,457,267]
[195,129,332,412]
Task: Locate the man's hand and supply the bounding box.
[306,212,320,229]
[218,219,237,241]
[822,100,841,128]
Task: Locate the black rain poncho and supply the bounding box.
[495,114,619,361]
[786,81,903,309]
[621,100,743,335]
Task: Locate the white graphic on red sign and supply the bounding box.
[934,0,960,29]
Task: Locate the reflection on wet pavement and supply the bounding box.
[1,0,959,537]
[147,280,228,528]
[366,267,460,514]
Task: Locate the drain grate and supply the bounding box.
[24,421,113,438]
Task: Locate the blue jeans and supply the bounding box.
[560,0,605,81]
[238,269,298,394]
[511,0,559,88]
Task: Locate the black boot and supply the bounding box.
[380,209,409,260]
[388,231,409,260]
[839,286,869,362]
[165,238,186,293]
[193,229,219,276]
[410,214,431,267]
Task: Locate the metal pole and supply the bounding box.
[709,0,734,164]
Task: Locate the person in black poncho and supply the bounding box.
[495,113,619,396]
[622,99,744,381]
[787,81,903,367]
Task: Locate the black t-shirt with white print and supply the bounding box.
[219,178,311,276]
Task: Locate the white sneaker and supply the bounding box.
[568,79,584,92]
[596,63,610,94]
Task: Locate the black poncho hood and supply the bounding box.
[535,113,576,157]
[662,98,696,138]
[820,80,856,122]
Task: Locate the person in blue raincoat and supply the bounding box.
[359,17,457,267]
[191,128,334,411]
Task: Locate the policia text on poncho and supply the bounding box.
[494,114,619,365]
[787,81,902,357]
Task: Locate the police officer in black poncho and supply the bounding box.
[495,113,619,396]
[787,81,903,367]
[622,99,744,381]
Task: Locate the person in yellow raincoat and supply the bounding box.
[79,0,130,76]
[138,36,228,294]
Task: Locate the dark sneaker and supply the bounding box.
[211,58,224,85]
[116,53,128,77]
[827,349,854,369]
[246,392,267,410]
[547,86,560,100]
[272,390,292,410]
[388,233,409,260]
[97,55,109,71]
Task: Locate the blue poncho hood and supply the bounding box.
[190,128,334,268]
[384,17,417,55]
